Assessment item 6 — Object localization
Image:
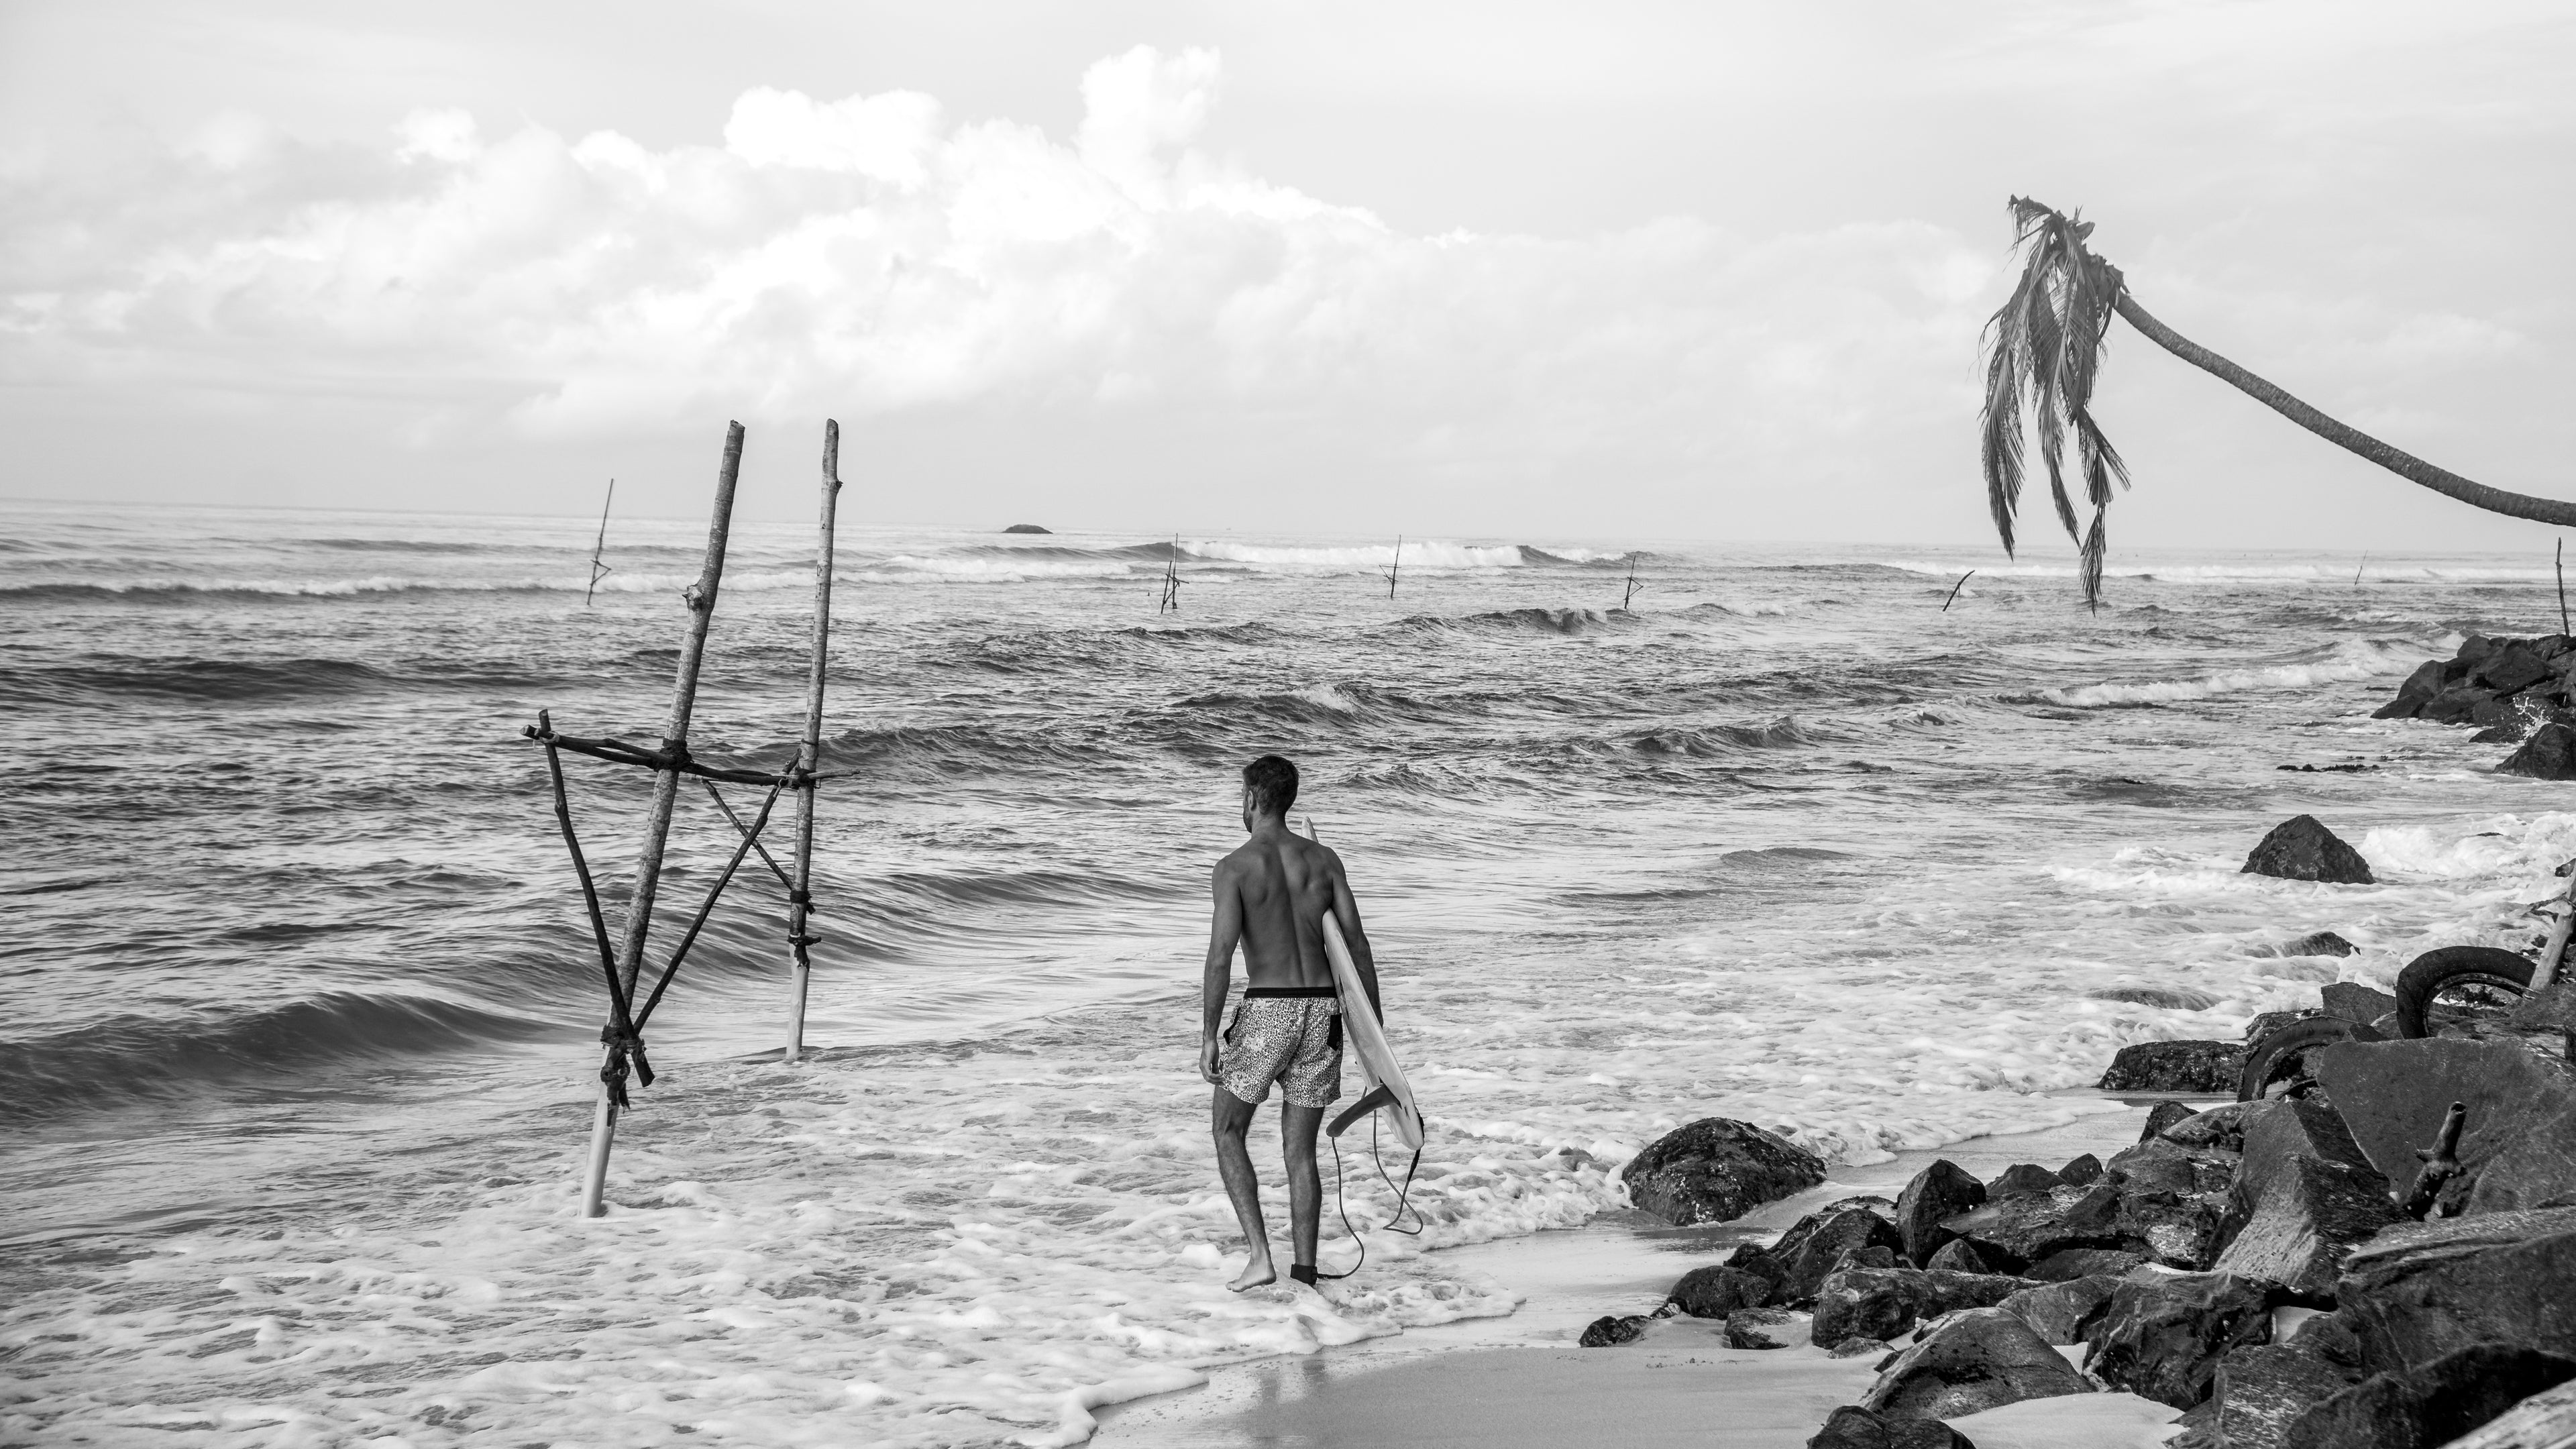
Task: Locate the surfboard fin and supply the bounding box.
[1327,1083,1399,1139]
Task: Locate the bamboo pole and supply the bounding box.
[580,421,745,1218]
[2557,539,2568,636]
[782,420,842,1063]
[587,480,615,606]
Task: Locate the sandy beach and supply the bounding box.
[1099,1101,2192,1448]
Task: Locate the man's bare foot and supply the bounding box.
[1228,1254,1277,1292]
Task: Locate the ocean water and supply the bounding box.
[5,496,2574,1447]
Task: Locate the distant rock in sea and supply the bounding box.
[1002,523,1051,534]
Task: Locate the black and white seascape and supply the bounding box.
[6,6,2576,1449]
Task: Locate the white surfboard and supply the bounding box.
[1306,822,1425,1152]
[1320,913,1424,1150]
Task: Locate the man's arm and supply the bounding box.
[1200,861,1242,1083]
[1324,850,1383,1021]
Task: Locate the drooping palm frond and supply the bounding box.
[1978,197,2130,607]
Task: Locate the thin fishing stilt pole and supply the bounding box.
[1621,551,1644,611]
[2558,539,2569,637]
[580,422,745,1219]
[1385,535,1402,600]
[783,421,843,1063]
[587,480,616,606]
[1942,568,1976,612]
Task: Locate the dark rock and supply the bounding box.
[2476,647,2555,694]
[2424,685,2502,726]
[2210,1099,2397,1299]
[2285,1309,2367,1372]
[2243,816,2375,885]
[2281,1343,2576,1449]
[1923,1238,1999,1275]
[1939,1182,2124,1273]
[2092,984,2224,1010]
[2471,695,2530,731]
[2085,1271,2283,1409]
[2474,721,2530,745]
[2144,1102,2200,1141]
[1761,1207,1909,1305]
[1806,1405,1978,1449]
[1860,1306,2095,1420]
[1894,1160,1986,1266]
[2060,1153,2106,1187]
[2029,1247,2149,1281]
[2118,1189,2226,1271]
[2168,1342,2363,1449]
[2440,1379,2576,1448]
[1725,1307,1808,1350]
[2459,636,2504,666]
[1666,1264,1772,1318]
[2502,723,2576,781]
[1000,523,1051,534]
[2312,1039,2576,1216]
[1621,1118,1827,1225]
[1811,1267,2031,1346]
[2100,1040,2246,1093]
[1827,1336,1896,1359]
[2337,1207,2576,1374]
[1987,1163,2061,1196]
[2288,931,2359,958]
[2319,981,2396,1026]
[2108,1136,2236,1197]
[1996,1274,2121,1345]
[1578,1312,1650,1346]
[2375,660,2450,720]
[2165,1102,2256,1152]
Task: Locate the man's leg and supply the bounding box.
[1211,1087,1275,1291]
[1281,1102,1326,1277]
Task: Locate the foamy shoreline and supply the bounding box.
[1095,1099,2180,1448]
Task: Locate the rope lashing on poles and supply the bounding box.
[528,711,792,1108]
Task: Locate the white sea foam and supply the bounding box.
[1184,539,1526,570]
[2037,638,2423,706]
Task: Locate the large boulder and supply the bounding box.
[1996,1274,2123,1345]
[2288,931,2359,958]
[2443,1378,2576,1448]
[2282,1343,2576,1449]
[2031,1246,2151,1280]
[2085,1271,2284,1410]
[2108,1136,2237,1198]
[2312,1038,2576,1216]
[1811,1267,2031,1346]
[1620,1118,1826,1225]
[1938,1181,2124,1273]
[2100,1040,2245,1093]
[1737,1204,1908,1306]
[1860,1305,2096,1420]
[2373,659,2451,719]
[2165,1102,2256,1152]
[2242,816,2375,885]
[2319,981,2396,1026]
[2166,1342,2362,1449]
[2479,647,2559,694]
[2424,684,2502,726]
[2335,1207,2576,1374]
[1924,1239,2001,1275]
[2501,723,2576,780]
[2210,1099,2400,1299]
[1805,1406,1976,1449]
[2144,1101,2202,1141]
[1666,1263,1774,1318]
[1894,1160,1986,1266]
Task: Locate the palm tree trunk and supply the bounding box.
[2112,292,2576,527]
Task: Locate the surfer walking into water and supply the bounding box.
[1201,754,1383,1292]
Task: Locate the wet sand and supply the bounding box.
[1096,1097,2197,1448]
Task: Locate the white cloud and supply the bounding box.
[0,46,1996,488]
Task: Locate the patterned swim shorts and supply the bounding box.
[1217,992,1343,1108]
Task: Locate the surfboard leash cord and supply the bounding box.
[1317,1109,1426,1281]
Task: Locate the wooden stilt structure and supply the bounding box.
[1159,535,1183,614]
[1621,551,1644,611]
[1384,536,1402,600]
[782,422,843,1063]
[586,480,616,606]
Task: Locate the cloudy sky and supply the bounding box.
[1,1,2569,551]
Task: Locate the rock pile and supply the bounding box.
[1600,1037,2576,1448]
[2374,633,2576,774]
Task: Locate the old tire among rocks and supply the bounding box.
[2237,1016,2383,1101]
[2394,947,2533,1039]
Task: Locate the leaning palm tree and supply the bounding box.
[1980,197,2576,606]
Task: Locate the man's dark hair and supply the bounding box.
[1242,755,1298,817]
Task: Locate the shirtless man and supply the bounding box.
[1200,753,1383,1292]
